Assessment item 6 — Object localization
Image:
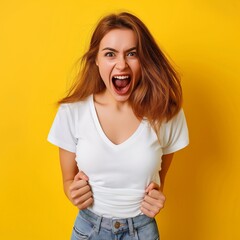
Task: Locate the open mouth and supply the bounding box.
[112,75,131,95]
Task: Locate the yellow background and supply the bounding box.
[0,0,239,239]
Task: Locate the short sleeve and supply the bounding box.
[47,104,77,153]
[161,109,189,155]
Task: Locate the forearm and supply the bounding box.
[59,148,93,209]
[63,179,74,200]
[159,168,168,191]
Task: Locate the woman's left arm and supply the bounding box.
[159,153,174,191]
[141,153,174,218]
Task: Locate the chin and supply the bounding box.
[111,90,131,103]
[113,94,130,102]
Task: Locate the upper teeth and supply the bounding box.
[114,75,130,79]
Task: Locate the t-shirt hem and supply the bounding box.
[162,140,189,155]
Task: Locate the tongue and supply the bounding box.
[114,79,129,88]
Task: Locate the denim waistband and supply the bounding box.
[80,209,154,235]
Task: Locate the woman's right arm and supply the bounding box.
[59,148,93,209]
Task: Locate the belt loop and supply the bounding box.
[95,215,103,234]
[127,218,134,236]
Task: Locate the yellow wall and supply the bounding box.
[0,1,239,239]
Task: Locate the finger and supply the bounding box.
[69,179,88,191]
[73,190,93,206]
[145,182,160,193]
[141,200,161,214]
[141,206,157,218]
[74,171,89,181]
[77,197,94,210]
[147,189,166,200]
[143,195,165,209]
[70,184,91,199]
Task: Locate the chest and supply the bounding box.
[74,98,163,188]
[75,114,163,188]
[94,103,141,145]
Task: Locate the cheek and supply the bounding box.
[98,65,107,77]
[134,63,142,78]
[98,65,111,85]
[98,62,114,77]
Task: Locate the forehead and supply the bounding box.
[99,29,137,49]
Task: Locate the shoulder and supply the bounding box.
[59,95,92,116]
[160,108,189,153]
[162,109,186,129]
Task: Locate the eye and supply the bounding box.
[127,51,137,57]
[104,52,115,57]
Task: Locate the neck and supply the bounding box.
[94,90,131,111]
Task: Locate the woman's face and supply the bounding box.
[96,28,141,103]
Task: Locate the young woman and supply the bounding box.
[48,12,189,240]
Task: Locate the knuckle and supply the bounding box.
[158,201,164,208]
[87,191,93,198]
[148,191,153,197]
[70,192,76,199]
[69,184,76,191]
[73,199,79,205]
[141,201,146,208]
[157,203,164,210]
[144,195,149,201]
[78,204,84,210]
[155,206,160,213]
[77,204,84,210]
[81,179,87,184]
[81,202,88,209]
[78,197,93,210]
[149,190,156,197]
[149,212,155,218]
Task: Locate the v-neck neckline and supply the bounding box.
[89,95,145,149]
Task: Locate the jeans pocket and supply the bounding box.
[71,213,95,240]
[72,225,90,240]
[136,218,159,240]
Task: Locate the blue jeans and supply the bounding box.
[71,209,159,240]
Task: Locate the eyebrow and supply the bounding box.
[101,47,137,52]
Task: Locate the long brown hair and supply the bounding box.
[59,12,182,135]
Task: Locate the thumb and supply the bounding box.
[145,181,160,193]
[74,171,89,181]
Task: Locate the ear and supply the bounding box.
[95,58,98,66]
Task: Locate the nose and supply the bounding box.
[115,56,128,70]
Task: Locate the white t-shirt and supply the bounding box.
[48,95,189,218]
